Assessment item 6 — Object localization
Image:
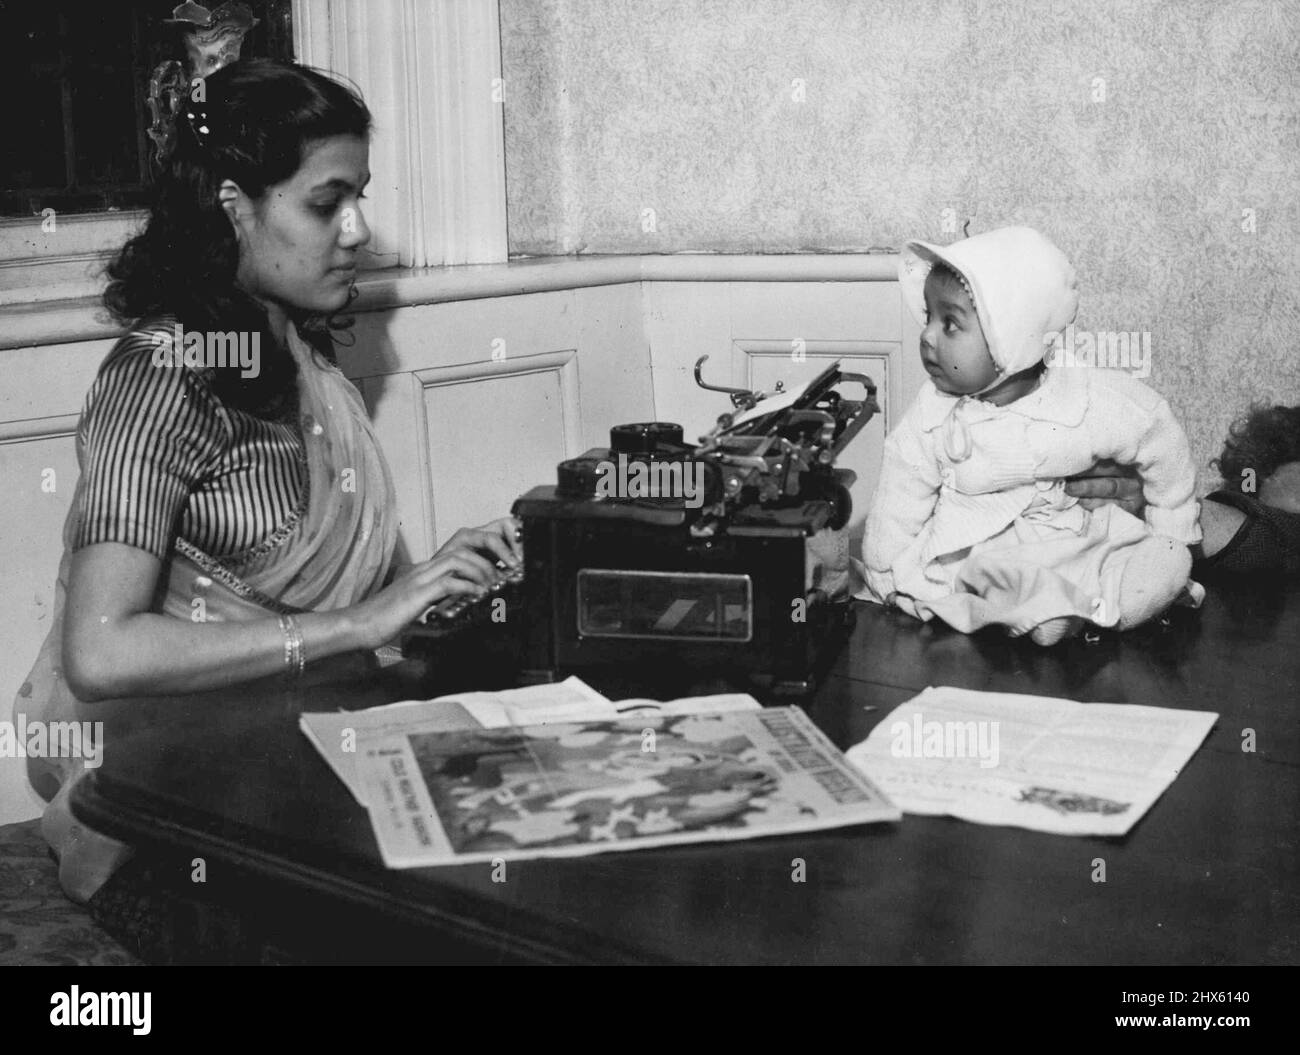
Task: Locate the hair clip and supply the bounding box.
[183,105,214,147]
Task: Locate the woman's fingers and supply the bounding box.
[491,515,525,564]
[1077,475,1120,498]
[1063,470,1142,500]
[423,571,485,606]
[356,554,510,649]
[1061,460,1146,517]
[467,528,518,570]
[418,549,500,591]
[1075,491,1145,514]
[438,517,524,568]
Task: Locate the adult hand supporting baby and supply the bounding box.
[1065,453,1300,566]
[1063,459,1145,516]
[1064,460,1234,559]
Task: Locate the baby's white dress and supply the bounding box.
[859,366,1203,633]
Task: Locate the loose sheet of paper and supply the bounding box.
[845,686,1218,836]
[300,677,760,806]
[724,371,824,430]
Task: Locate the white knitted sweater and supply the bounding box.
[861,365,1202,604]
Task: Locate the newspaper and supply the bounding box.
[845,686,1218,836]
[300,677,612,805]
[299,678,769,806]
[356,705,900,868]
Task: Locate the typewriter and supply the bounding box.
[404,357,879,697]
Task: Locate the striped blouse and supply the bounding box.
[73,323,307,562]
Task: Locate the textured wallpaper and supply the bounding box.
[500,0,1300,490]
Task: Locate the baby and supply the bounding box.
[860,226,1203,645]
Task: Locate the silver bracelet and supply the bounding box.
[279,614,305,677]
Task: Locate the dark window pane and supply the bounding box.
[0,0,293,218]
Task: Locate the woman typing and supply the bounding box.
[15,59,520,904]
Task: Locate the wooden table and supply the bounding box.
[71,579,1300,964]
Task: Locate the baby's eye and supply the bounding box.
[943,317,959,335]
[312,200,339,217]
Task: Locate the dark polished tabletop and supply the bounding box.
[71,578,1300,964]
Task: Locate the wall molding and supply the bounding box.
[0,253,902,351]
[411,349,579,552]
[412,349,582,461]
[0,414,81,446]
[638,254,898,284]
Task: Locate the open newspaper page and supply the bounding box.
[845,686,1218,836]
[357,705,900,868]
[299,678,758,805]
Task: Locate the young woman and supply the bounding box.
[15,59,521,903]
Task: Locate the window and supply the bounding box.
[1,0,293,219]
[0,0,505,318]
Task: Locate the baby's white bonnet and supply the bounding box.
[899,225,1080,378]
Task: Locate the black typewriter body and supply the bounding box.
[511,492,850,696]
[403,359,879,698]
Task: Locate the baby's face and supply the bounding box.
[920,268,1000,395]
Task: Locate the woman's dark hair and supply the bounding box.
[1214,404,1300,488]
[104,58,371,415]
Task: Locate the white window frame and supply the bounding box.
[292,0,507,269]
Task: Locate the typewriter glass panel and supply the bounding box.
[576,570,753,642]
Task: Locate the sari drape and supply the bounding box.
[13,323,397,902]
